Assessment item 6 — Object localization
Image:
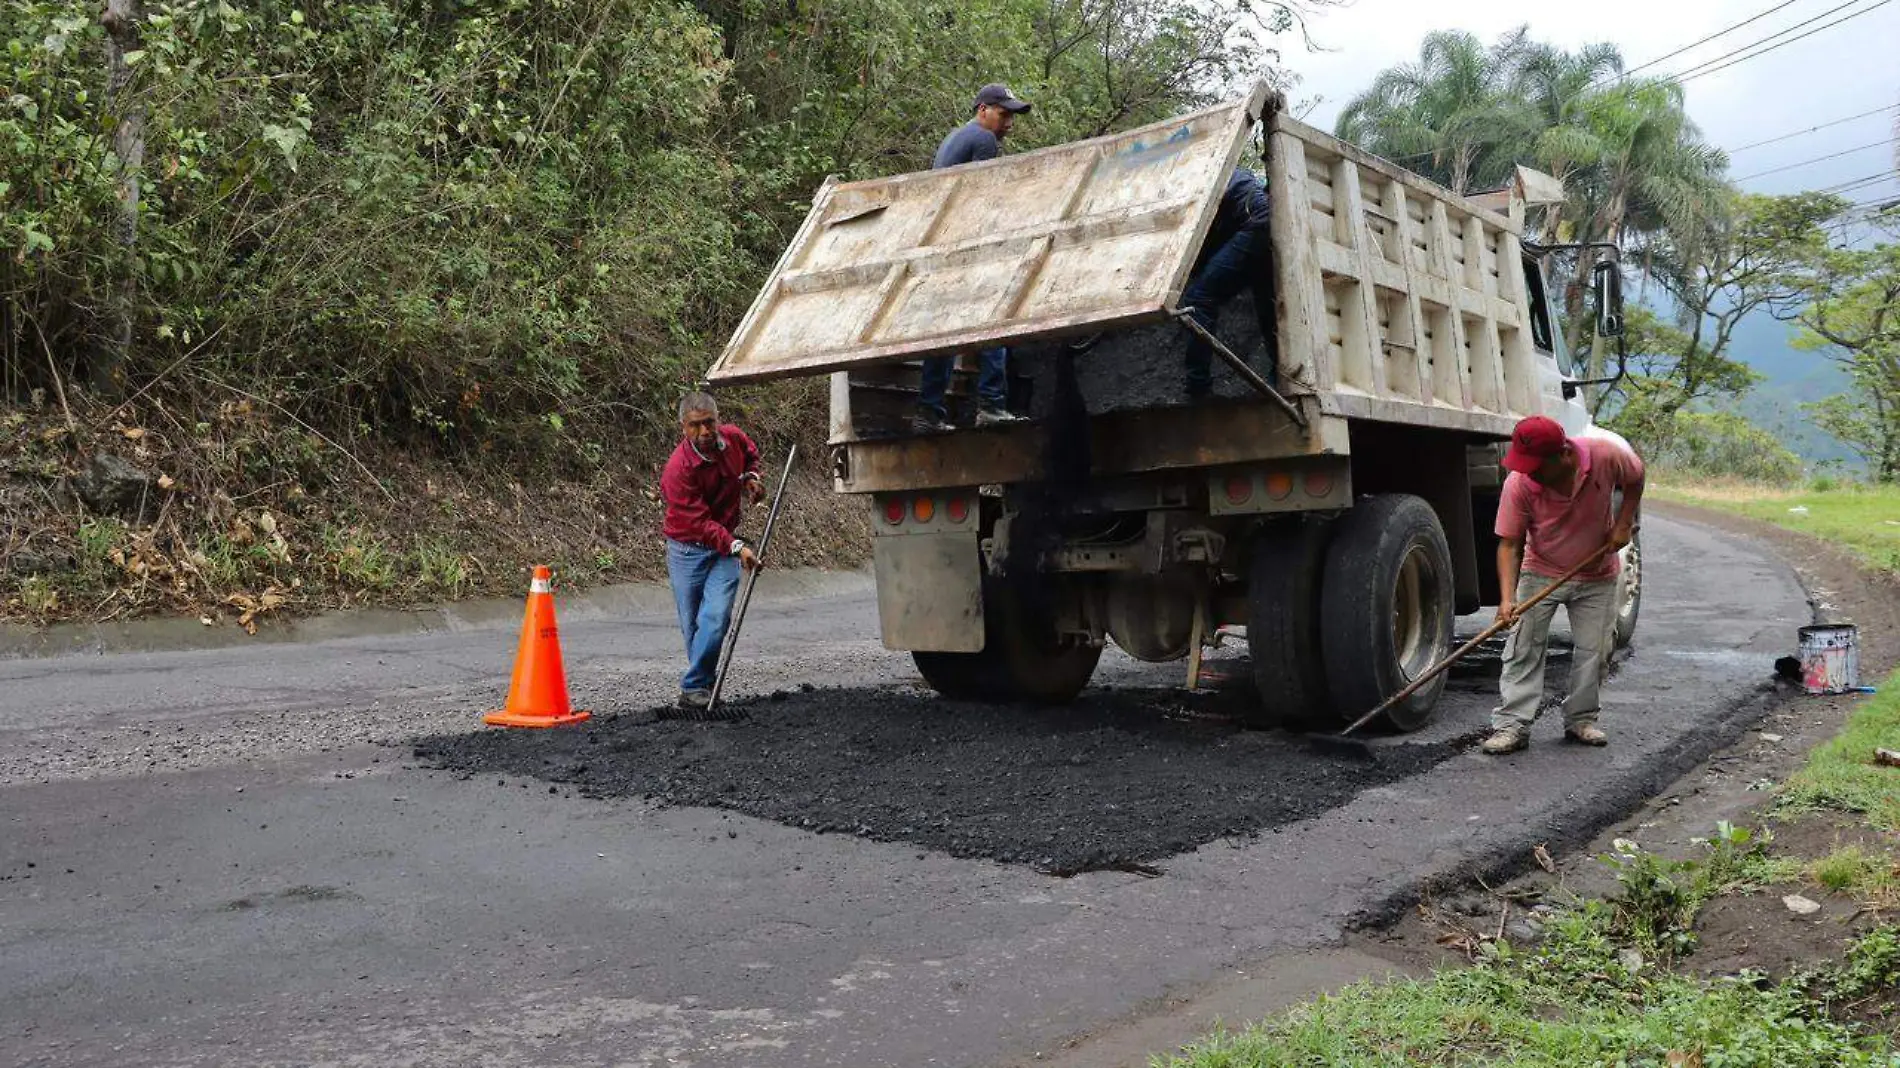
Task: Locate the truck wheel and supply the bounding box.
[913,580,1100,704]
[912,648,1007,701]
[1245,520,1333,728]
[1612,530,1641,648]
[1320,494,1455,732]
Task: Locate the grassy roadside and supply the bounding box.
[1157,482,1900,1067]
[1650,479,1900,575]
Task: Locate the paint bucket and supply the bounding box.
[1798,624,1860,695]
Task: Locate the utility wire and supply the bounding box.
[1673,0,1897,84]
[1585,0,1867,93]
[1352,2,1897,180]
[1815,171,1897,194]
[1618,0,1806,79]
[1734,138,1895,181]
[1653,0,1876,82]
[1730,103,1900,153]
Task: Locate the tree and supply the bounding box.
[98,0,144,394]
[1604,192,1844,431]
[1332,28,1729,371]
[1788,222,1900,481]
[1334,30,1534,195]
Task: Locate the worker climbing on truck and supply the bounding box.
[1179,167,1274,400]
[1482,415,1645,755]
[914,83,1035,434]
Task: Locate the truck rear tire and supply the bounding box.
[912,648,1006,701]
[1320,494,1455,732]
[913,579,1101,704]
[1245,520,1333,728]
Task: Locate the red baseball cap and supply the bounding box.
[1502,416,1568,475]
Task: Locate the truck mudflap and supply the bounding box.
[869,489,986,652]
[873,533,983,652]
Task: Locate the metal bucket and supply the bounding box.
[1798,624,1860,695]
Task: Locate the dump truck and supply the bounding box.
[706,83,1640,730]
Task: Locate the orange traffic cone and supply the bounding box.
[484,566,591,728]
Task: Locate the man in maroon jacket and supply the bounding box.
[660,392,764,711]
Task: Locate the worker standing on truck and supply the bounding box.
[1180,167,1273,399]
[914,83,1034,434]
[661,392,765,712]
[1482,416,1645,754]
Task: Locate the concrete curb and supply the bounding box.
[0,567,876,661]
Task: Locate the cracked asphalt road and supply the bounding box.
[0,514,1806,1066]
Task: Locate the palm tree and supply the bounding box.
[1554,78,1730,362]
[1334,30,1535,195]
[1336,30,1730,372]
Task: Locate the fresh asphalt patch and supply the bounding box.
[414,676,1475,875]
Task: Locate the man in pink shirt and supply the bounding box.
[1482,415,1645,755]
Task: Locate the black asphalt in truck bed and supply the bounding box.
[414,679,1470,875]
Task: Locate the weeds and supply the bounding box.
[1783,669,1900,831]
[1832,926,1900,1001]
[1601,823,1785,964]
[1159,901,1889,1067]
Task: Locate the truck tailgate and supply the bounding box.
[705,84,1269,384]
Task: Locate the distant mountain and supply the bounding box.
[1717,309,1859,469]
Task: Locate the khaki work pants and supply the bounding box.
[1493,572,1617,731]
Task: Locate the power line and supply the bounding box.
[1734,138,1896,181]
[1619,0,1806,79]
[1815,171,1897,195]
[1585,0,1869,93]
[1730,103,1900,153]
[1651,0,1875,82]
[1673,0,1897,84]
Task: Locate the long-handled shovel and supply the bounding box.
[701,444,799,721]
[1305,541,1617,760]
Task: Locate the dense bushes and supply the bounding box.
[3,0,1284,454]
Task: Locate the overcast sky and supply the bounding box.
[1277,0,1899,205]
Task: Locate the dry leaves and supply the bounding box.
[1533,843,1555,874]
[223,587,290,634]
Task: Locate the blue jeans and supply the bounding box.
[919,347,1009,419]
[1181,228,1270,395]
[665,539,743,692]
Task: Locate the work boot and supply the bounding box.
[1565,723,1608,746]
[911,411,956,434]
[1481,725,1529,755]
[975,406,1028,428]
[677,689,711,712]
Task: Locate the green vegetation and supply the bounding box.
[3,0,1298,620]
[2,0,1292,448]
[1792,232,1900,484]
[1638,409,1807,484]
[1783,670,1900,832]
[1651,480,1900,575]
[1159,839,1895,1068]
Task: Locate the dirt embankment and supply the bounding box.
[2,394,865,629]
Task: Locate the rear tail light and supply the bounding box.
[1304,471,1335,498]
[1264,472,1295,500]
[1224,475,1252,505]
[912,496,936,522]
[947,497,970,523]
[883,498,905,525]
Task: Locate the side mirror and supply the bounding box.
[1592,259,1625,338]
